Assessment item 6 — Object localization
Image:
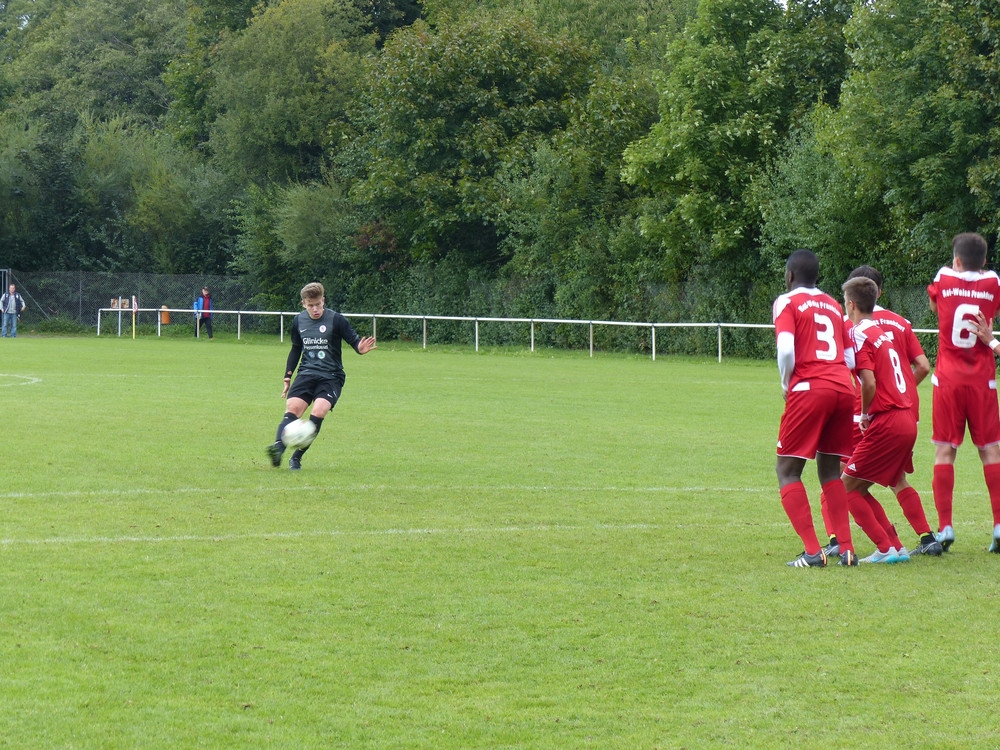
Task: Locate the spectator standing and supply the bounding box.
[194,286,213,339]
[1,284,25,338]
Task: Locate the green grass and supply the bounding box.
[1,335,998,747]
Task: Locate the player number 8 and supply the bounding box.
[888,348,907,394]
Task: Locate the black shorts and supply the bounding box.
[287,373,343,407]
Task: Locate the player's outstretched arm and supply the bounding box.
[357,336,377,355]
[974,311,1000,354]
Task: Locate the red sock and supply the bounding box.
[933,464,955,531]
[847,490,891,552]
[822,479,853,553]
[863,491,901,548]
[894,486,931,537]
[781,482,821,555]
[985,463,1000,527]
[819,490,835,539]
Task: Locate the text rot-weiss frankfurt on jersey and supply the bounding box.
[796,299,841,315]
[941,288,995,300]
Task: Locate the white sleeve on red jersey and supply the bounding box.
[777,331,795,394]
[842,317,856,372]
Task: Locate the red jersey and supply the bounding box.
[927,266,1000,387]
[871,305,924,416]
[849,319,912,415]
[842,317,864,418]
[773,287,855,395]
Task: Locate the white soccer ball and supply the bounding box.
[281,419,317,450]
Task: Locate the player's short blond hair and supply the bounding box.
[300,282,324,301]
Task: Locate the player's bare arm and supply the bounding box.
[912,354,931,385]
[857,368,875,431]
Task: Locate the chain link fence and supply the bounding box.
[6,270,256,333]
[4,268,941,358]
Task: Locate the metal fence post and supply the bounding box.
[651,325,656,361]
[589,323,594,357]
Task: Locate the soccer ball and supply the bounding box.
[281,419,317,450]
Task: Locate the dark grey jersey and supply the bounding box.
[285,309,362,383]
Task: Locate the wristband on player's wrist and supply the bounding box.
[861,413,870,421]
[990,338,1000,352]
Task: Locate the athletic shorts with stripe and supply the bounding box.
[287,373,343,407]
[843,407,917,487]
[777,386,855,460]
[931,381,1000,449]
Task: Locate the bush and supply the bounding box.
[30,316,93,335]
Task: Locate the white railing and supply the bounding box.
[96,306,940,362]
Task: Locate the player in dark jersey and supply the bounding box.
[266,282,376,470]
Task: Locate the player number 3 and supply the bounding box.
[813,312,838,361]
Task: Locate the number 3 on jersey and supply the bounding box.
[951,302,980,349]
[813,312,838,361]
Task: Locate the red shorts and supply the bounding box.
[851,415,864,448]
[843,408,917,487]
[932,381,1000,448]
[777,386,855,460]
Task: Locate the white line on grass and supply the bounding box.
[0,523,660,548]
[0,374,40,386]
[0,484,774,500]
[1,484,990,501]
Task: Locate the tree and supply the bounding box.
[346,12,594,266]
[622,0,851,320]
[498,62,662,322]
[0,113,60,270]
[0,0,188,128]
[206,0,375,186]
[758,0,1000,295]
[162,0,261,148]
[622,0,787,292]
[165,0,418,148]
[67,116,233,273]
[419,0,698,56]
[752,114,893,291]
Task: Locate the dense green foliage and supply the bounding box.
[2,0,999,335]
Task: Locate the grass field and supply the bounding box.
[1,334,999,747]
